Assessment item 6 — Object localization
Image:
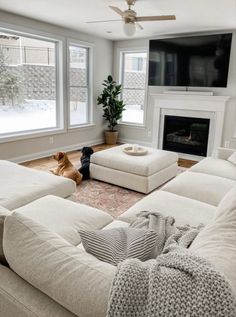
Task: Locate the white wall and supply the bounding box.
[114,31,236,150]
[0,10,113,162]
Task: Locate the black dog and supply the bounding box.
[79,146,94,180]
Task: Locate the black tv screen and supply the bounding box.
[148,33,232,87]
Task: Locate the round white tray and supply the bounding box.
[123,146,148,156]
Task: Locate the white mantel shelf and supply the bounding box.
[149,93,230,159]
[150,93,230,111]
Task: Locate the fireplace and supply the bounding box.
[163,115,210,157]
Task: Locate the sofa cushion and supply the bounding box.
[190,186,236,295]
[3,212,116,317]
[14,195,113,246]
[190,157,236,180]
[91,144,178,177]
[119,190,216,226]
[79,227,157,266]
[228,152,236,166]
[162,171,235,206]
[0,264,76,317]
[0,205,10,265]
[0,160,76,210]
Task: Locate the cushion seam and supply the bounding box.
[0,286,39,317]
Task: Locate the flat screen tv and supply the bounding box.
[148,33,232,87]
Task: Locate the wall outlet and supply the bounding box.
[148,130,152,137]
[49,137,54,144]
[224,140,230,148]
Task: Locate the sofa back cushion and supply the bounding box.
[3,212,116,317]
[0,206,10,265]
[14,195,113,246]
[190,187,236,295]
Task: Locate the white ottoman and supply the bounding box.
[90,145,178,194]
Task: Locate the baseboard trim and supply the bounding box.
[119,138,153,147]
[9,139,104,163]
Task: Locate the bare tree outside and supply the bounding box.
[0,48,22,107]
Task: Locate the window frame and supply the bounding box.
[67,39,94,130]
[0,23,64,143]
[118,47,148,127]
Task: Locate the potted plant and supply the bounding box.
[97,75,125,145]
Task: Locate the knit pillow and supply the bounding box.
[79,227,157,266]
[228,152,236,165]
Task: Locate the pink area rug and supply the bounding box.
[74,167,186,218]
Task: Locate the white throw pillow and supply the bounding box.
[228,152,236,165]
[190,187,236,295]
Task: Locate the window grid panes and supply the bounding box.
[121,51,147,124]
[69,44,90,126]
[0,32,58,135]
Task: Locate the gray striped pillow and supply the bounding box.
[79,227,157,266]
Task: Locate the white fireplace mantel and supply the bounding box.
[149,93,230,159]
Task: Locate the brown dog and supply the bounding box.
[51,152,82,185]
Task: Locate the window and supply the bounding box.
[69,42,91,127]
[132,57,144,72]
[0,31,60,137]
[120,51,147,125]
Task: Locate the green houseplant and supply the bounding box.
[97,75,125,145]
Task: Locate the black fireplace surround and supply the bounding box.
[163,115,210,157]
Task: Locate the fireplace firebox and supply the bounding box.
[163,115,210,156]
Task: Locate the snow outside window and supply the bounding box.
[120,51,147,125]
[0,31,59,136]
[69,44,90,126]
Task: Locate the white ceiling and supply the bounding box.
[0,0,235,40]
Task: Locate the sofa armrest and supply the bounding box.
[3,212,116,317]
[216,147,236,160]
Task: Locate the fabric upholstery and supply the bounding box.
[91,144,178,177]
[77,220,130,251]
[90,162,177,194]
[0,160,76,210]
[216,147,236,160]
[0,264,76,317]
[0,206,10,265]
[119,190,216,226]
[162,171,236,206]
[15,195,113,246]
[190,157,236,180]
[228,152,236,166]
[3,212,116,317]
[102,220,129,230]
[190,187,236,295]
[79,227,157,266]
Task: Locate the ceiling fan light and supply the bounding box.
[123,22,136,36]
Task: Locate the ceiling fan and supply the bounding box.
[87,0,176,36]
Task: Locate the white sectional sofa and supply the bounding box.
[0,160,76,210]
[0,147,236,316]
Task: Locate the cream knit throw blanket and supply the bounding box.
[107,211,236,317]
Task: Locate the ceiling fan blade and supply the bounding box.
[135,22,144,30]
[109,6,124,17]
[86,19,121,24]
[136,15,176,22]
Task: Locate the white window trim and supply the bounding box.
[117,47,149,128]
[0,23,65,143]
[67,38,94,130]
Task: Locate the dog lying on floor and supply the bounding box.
[51,151,82,185]
[79,146,94,180]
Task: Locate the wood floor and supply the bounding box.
[21,144,197,171]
